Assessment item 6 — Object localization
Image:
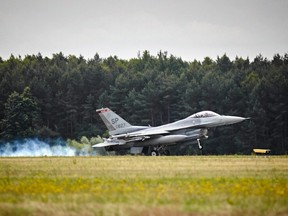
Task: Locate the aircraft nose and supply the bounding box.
[222,116,247,125]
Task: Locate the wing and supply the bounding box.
[92,128,171,148]
[112,128,170,139]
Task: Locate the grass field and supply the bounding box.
[0,156,287,216]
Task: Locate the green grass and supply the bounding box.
[0,156,287,215]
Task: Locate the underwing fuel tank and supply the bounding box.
[139,135,187,146]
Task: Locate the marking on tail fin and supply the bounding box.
[96,108,131,132]
[111,118,119,124]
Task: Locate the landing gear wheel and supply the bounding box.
[151,150,158,156]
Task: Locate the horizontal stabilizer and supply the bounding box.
[92,139,126,147]
[92,143,114,148]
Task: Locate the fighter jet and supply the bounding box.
[93,108,248,156]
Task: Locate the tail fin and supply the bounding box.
[96,108,131,132]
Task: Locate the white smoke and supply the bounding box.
[0,138,77,157]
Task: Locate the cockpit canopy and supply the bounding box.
[190,111,220,118]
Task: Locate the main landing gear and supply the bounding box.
[147,139,203,156]
[150,145,170,156]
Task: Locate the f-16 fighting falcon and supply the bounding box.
[93,108,248,156]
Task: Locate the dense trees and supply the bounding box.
[0,51,287,154]
[0,87,40,139]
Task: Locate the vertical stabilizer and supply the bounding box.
[96,108,131,133]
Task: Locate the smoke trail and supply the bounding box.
[0,138,78,157]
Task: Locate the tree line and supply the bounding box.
[0,51,287,154]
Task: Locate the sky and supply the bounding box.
[1,0,287,61]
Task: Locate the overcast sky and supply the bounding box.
[1,0,287,61]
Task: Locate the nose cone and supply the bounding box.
[222,116,247,125]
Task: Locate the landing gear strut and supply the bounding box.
[197,139,203,150]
